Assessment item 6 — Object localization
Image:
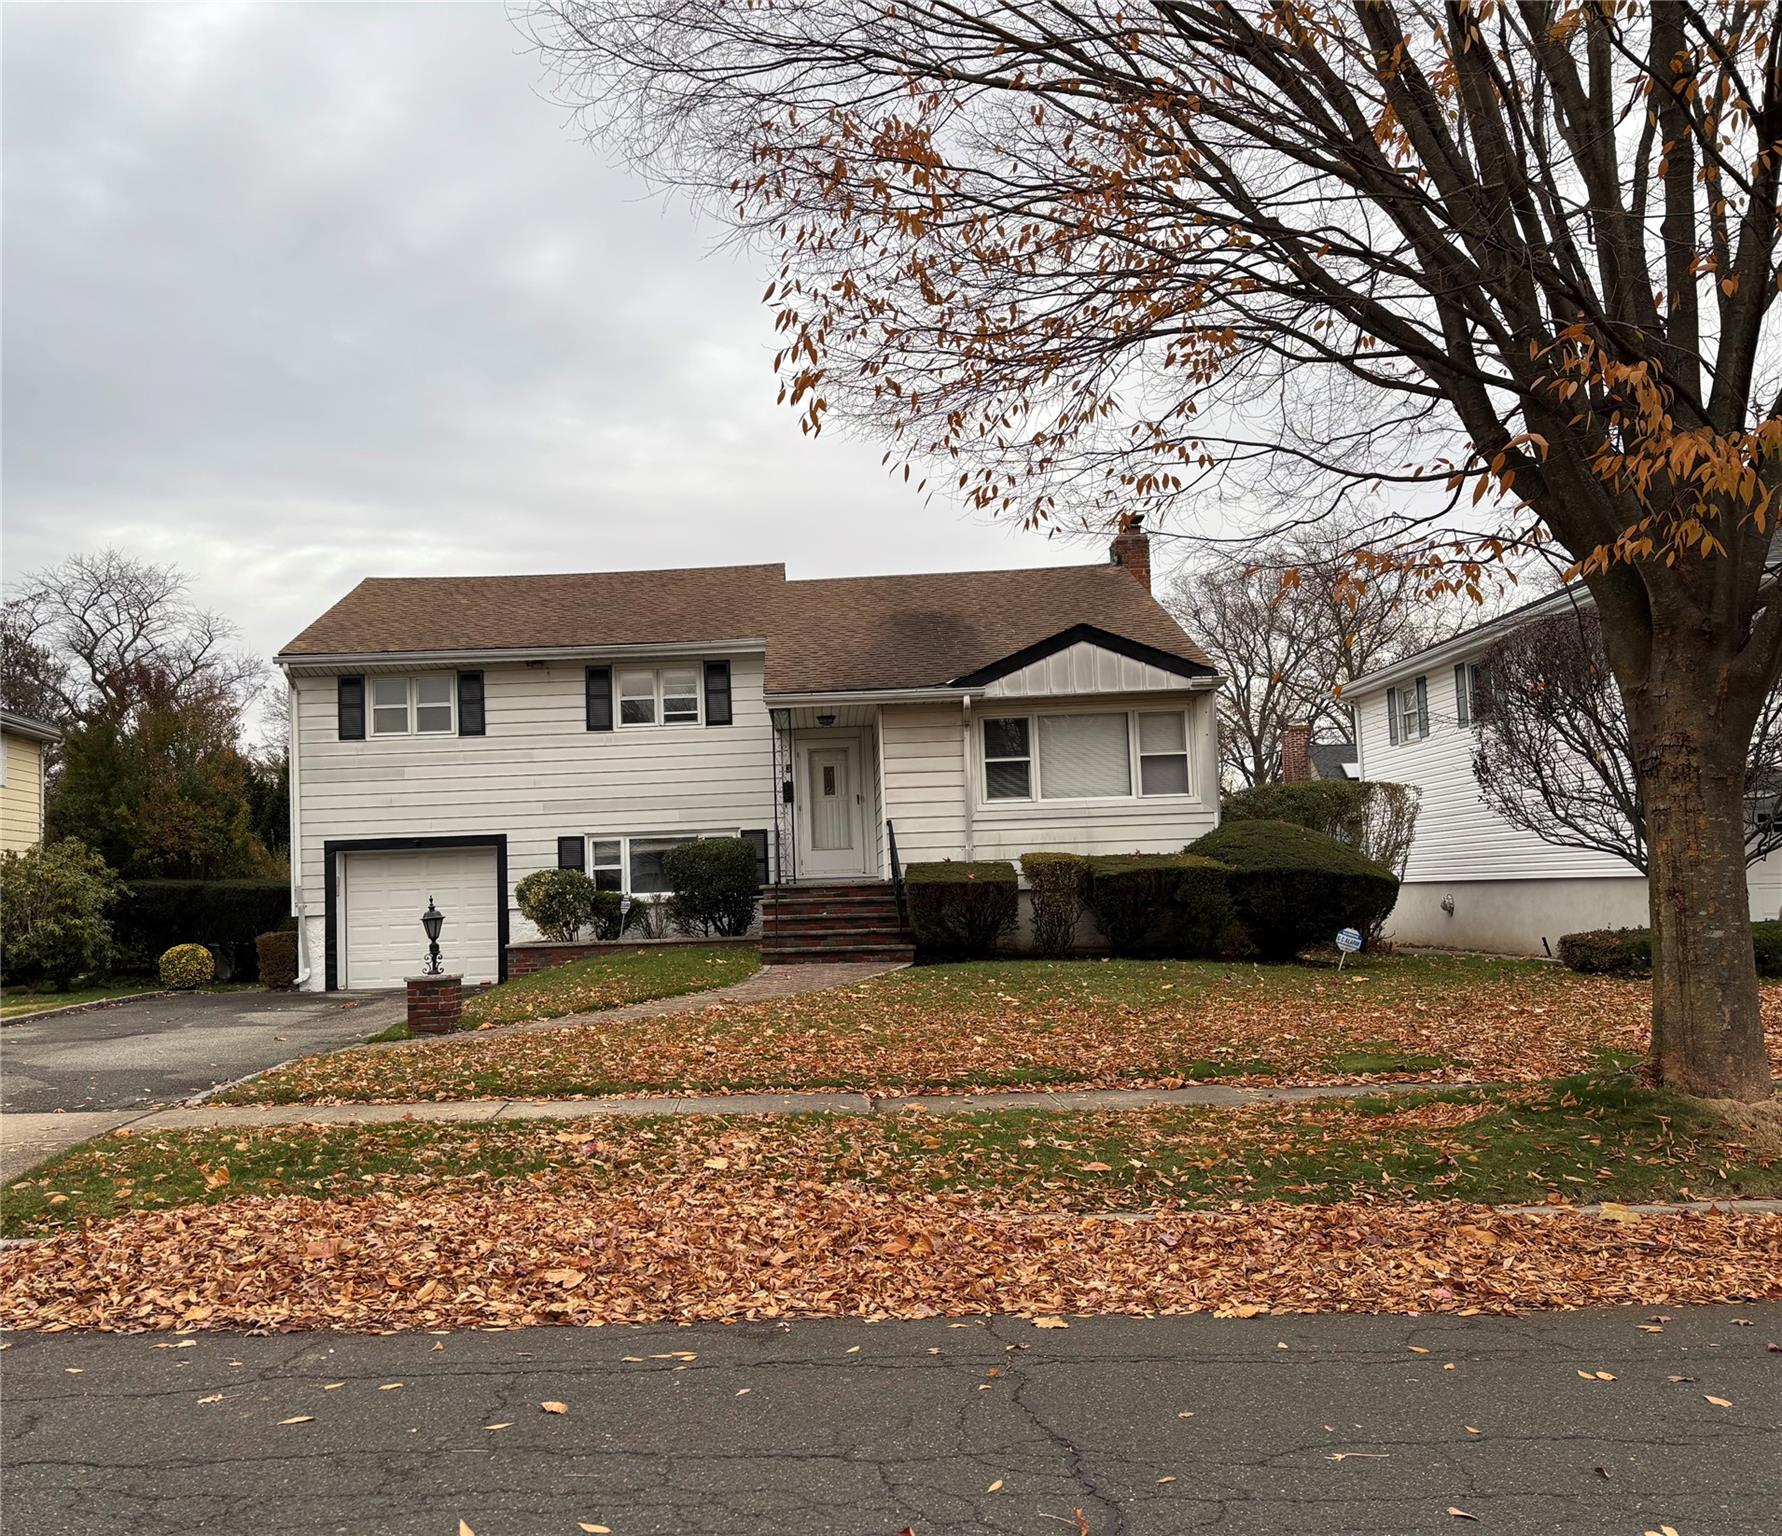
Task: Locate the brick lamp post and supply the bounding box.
[406,897,461,1034]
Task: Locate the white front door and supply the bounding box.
[796,737,869,877]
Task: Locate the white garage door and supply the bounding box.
[340,846,499,990]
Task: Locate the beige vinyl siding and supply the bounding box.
[294,655,777,956]
[878,702,970,866]
[0,732,47,853]
[879,692,1220,867]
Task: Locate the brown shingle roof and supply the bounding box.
[279,558,1215,692]
[280,565,787,656]
[764,565,1213,691]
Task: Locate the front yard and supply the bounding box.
[3,1073,1778,1331]
[6,953,1778,1334]
[373,943,761,1040]
[223,952,1782,1105]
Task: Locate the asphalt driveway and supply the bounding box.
[0,990,403,1180]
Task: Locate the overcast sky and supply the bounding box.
[3,2,1102,669]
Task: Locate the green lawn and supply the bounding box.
[9,1071,1775,1237]
[1,983,163,1020]
[370,944,762,1041]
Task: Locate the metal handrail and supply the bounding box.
[887,819,908,931]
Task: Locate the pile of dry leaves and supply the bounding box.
[227,961,1782,1105]
[3,1180,1777,1333]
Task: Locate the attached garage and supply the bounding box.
[332,839,504,991]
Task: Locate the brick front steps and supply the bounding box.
[761,881,914,964]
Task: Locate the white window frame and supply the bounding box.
[583,829,744,896]
[369,675,458,737]
[979,706,1194,806]
[616,666,703,730]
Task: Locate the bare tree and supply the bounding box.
[2,550,262,726]
[525,1,1782,1098]
[1473,605,1782,876]
[1167,517,1501,786]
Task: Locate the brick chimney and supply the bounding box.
[1280,721,1313,783]
[1109,514,1151,591]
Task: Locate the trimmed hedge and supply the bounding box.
[1557,920,1782,979]
[159,943,214,990]
[1086,853,1235,958]
[113,880,290,982]
[1189,819,1399,961]
[664,837,760,937]
[906,861,1018,959]
[1019,852,1090,957]
[256,930,300,990]
[1555,928,1652,976]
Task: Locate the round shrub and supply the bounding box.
[1086,853,1235,958]
[159,943,215,990]
[1188,819,1399,961]
[664,837,760,937]
[1754,920,1782,978]
[516,868,599,943]
[1019,852,1090,957]
[906,860,1018,959]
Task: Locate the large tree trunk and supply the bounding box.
[1631,661,1773,1101]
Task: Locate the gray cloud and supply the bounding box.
[2,1,1096,670]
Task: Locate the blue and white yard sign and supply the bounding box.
[1335,927,1362,969]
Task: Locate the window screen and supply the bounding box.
[1137,710,1190,795]
[414,676,454,734]
[589,840,624,892]
[370,677,409,736]
[661,668,700,724]
[618,670,656,726]
[982,717,1032,799]
[1037,713,1131,799]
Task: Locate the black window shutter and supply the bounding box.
[457,671,485,736]
[741,828,769,887]
[338,675,365,740]
[1453,663,1470,726]
[703,660,733,726]
[557,836,585,870]
[585,666,613,731]
[1386,687,1399,746]
[1415,675,1430,738]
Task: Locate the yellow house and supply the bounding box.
[1,710,62,854]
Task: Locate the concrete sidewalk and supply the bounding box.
[109,1077,1464,1135]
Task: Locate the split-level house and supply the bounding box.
[1346,585,1782,955]
[279,523,1222,990]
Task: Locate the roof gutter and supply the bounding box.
[766,686,986,705]
[277,639,769,673]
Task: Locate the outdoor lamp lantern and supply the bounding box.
[816,712,836,727]
[420,897,445,976]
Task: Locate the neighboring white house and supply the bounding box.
[1348,587,1782,955]
[279,522,1223,991]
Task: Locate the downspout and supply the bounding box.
[961,695,976,860]
[287,672,312,989]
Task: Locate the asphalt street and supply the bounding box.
[2,1304,1776,1535]
[0,990,403,1180]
